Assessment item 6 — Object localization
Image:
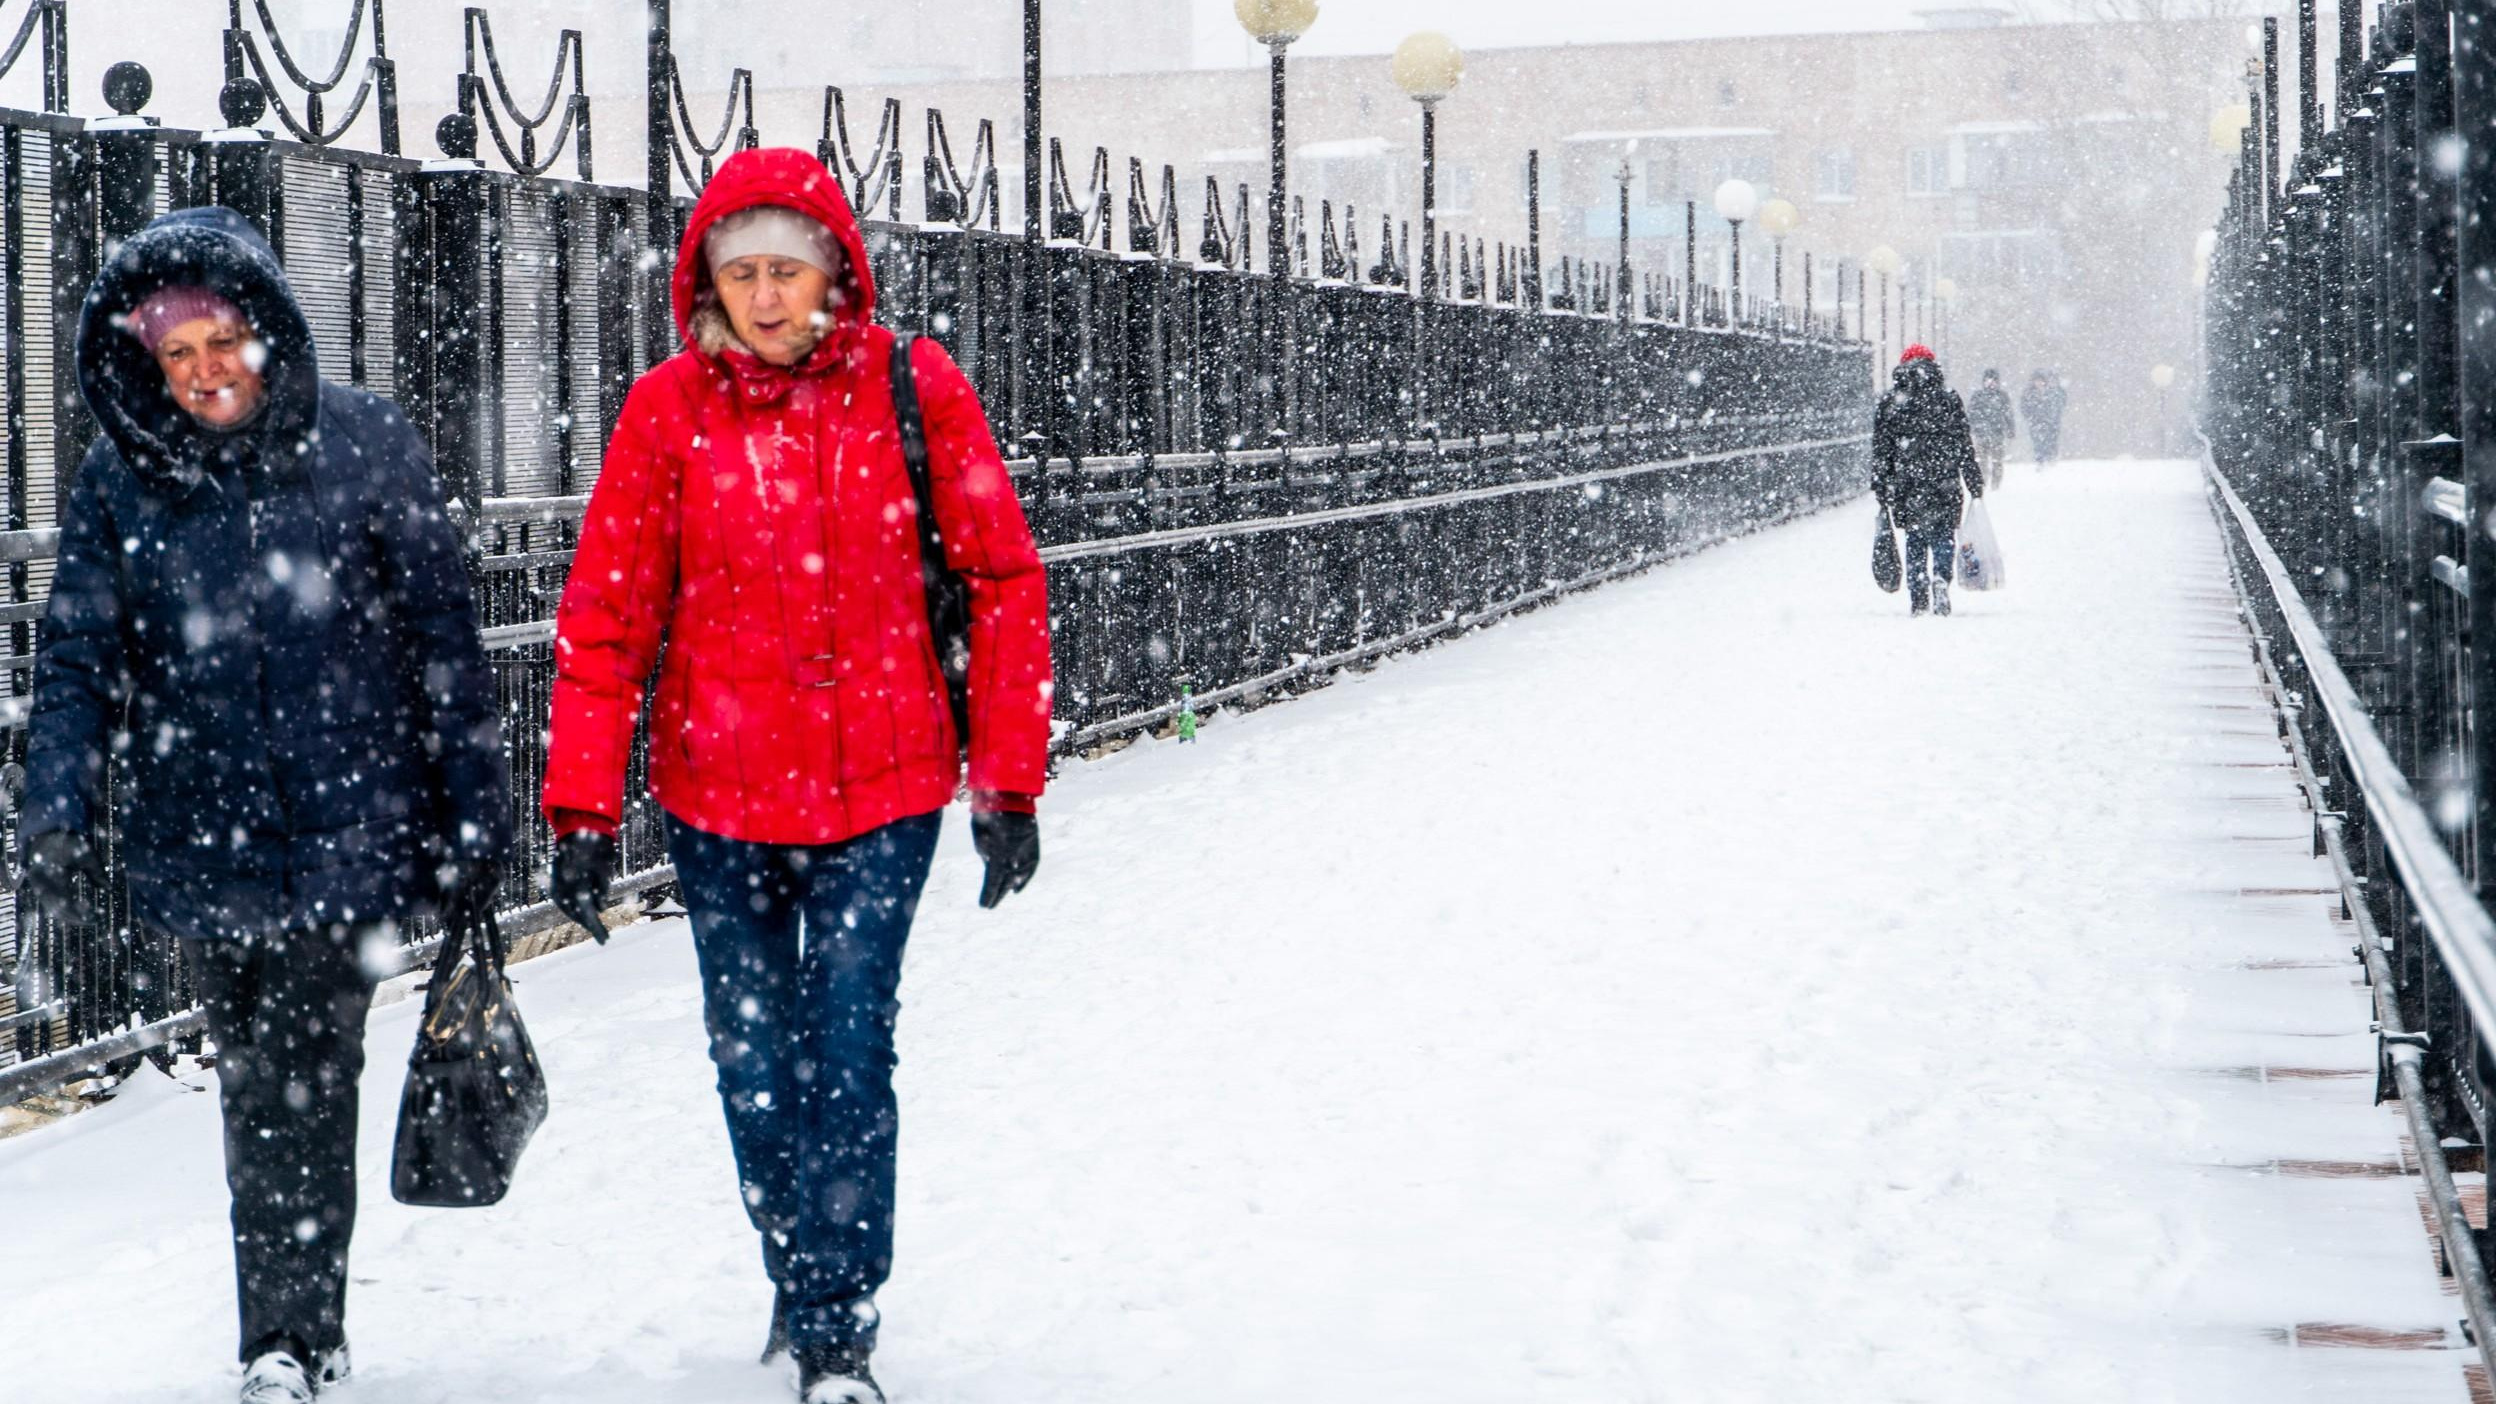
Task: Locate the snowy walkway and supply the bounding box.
[4,460,2472,1403]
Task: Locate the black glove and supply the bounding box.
[972,810,1040,910]
[435,856,502,931]
[20,831,100,927]
[550,830,617,944]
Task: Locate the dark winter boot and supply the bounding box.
[1933,581,1952,617]
[312,1343,351,1390]
[797,1344,886,1404]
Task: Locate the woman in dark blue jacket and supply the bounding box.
[21,206,508,1404]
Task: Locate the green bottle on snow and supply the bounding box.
[1177,684,1198,742]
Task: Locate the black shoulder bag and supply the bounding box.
[889,332,975,752]
[390,910,549,1207]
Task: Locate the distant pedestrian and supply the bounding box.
[2020,368,2068,467]
[1967,368,2015,489]
[27,208,508,1404]
[541,148,1053,1404]
[1872,345,1986,617]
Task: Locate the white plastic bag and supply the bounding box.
[1955,499,2007,591]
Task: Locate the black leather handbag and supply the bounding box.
[1872,506,1903,593]
[390,911,548,1207]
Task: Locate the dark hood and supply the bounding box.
[76,206,319,490]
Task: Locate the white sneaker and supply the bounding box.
[239,1351,315,1404]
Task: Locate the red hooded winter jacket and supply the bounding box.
[542,148,1052,846]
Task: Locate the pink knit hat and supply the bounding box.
[122,285,248,353]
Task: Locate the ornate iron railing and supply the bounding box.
[454,6,590,181]
[2200,0,2496,1370]
[221,0,398,152]
[0,2,1869,1101]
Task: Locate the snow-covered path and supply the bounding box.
[4,460,2469,1403]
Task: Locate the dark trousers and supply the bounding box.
[1904,523,1956,611]
[665,810,942,1358]
[181,926,378,1364]
[1974,434,2006,488]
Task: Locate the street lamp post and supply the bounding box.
[1713,178,1758,324]
[1237,0,1319,279]
[1394,31,1463,301]
[1616,158,1634,324]
[1023,0,1041,242]
[1683,199,1697,326]
[1866,243,1900,366]
[1757,196,1799,309]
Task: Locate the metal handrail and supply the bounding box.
[1036,434,1869,564]
[2207,451,2496,1379]
[2205,459,2496,1040]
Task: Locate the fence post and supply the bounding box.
[410,116,494,521]
[205,79,278,245]
[645,0,677,367]
[96,65,161,257]
[2414,0,2461,444]
[2461,0,2496,893]
[88,65,160,477]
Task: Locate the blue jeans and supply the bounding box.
[666,811,942,1357]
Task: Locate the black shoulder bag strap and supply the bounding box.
[888,332,975,753]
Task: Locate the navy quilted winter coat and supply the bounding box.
[23,207,508,943]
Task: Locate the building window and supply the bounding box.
[1444,165,1476,215]
[1959,132,2041,190]
[1906,146,1948,196]
[1717,79,1737,108]
[1815,148,1856,200]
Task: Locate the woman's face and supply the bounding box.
[713,253,839,366]
[151,317,266,428]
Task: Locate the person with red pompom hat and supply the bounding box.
[1871,344,1985,616]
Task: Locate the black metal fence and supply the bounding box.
[0,1,1870,1095]
[2199,0,2496,1358]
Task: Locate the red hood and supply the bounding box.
[670,147,878,349]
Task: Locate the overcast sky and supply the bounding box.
[1189,0,1974,64]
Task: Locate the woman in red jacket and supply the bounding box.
[541,147,1052,1403]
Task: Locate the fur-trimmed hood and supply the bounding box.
[76,206,318,492]
[671,147,877,362]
